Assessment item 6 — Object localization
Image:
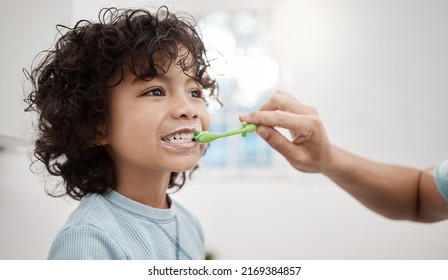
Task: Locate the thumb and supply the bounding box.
[257,125,296,157]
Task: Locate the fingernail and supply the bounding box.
[239,114,248,121]
[257,126,269,138]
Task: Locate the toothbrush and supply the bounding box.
[193,122,259,143]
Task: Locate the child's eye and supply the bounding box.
[143,88,165,96]
[188,90,203,98]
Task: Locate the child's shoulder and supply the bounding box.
[48,192,129,259]
[173,199,198,219]
[62,192,115,229]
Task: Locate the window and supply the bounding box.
[198,9,279,171]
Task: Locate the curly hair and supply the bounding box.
[24,6,220,200]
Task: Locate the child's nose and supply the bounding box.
[177,110,198,119]
[171,97,199,120]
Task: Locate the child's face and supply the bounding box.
[101,55,210,180]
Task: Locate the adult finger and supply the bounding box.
[258,90,316,116]
[240,110,315,135]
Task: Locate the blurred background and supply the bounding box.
[1,0,448,259]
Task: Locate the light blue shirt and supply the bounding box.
[48,190,205,260]
[435,159,448,202]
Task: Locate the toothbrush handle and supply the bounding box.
[214,128,246,138]
[214,123,258,139]
[194,122,259,143]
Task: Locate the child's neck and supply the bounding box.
[115,175,170,209]
[117,186,169,209]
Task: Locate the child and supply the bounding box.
[24,6,220,259]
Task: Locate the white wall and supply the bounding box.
[0,150,77,259]
[2,0,448,260]
[271,0,448,167]
[0,0,74,259]
[0,0,72,139]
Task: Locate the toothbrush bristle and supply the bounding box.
[193,131,201,142]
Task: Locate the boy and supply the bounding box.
[25,6,219,259]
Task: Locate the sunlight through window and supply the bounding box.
[198,10,278,170]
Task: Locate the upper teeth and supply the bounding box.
[163,133,194,143]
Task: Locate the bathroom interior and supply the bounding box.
[1,0,448,259]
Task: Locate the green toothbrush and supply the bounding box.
[193,122,259,143]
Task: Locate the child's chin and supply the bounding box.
[169,160,199,173]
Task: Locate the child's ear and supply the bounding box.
[96,123,109,146]
[96,135,108,146]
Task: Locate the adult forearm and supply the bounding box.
[323,146,421,220]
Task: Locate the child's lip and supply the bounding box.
[160,125,201,139]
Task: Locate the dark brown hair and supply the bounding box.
[24,6,219,200]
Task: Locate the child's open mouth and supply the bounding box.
[159,127,201,152]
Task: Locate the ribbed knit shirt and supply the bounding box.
[435,159,448,202]
[48,190,205,260]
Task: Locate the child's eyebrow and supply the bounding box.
[129,75,156,85]
[130,75,145,85]
[130,72,199,85]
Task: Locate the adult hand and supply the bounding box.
[240,90,334,174]
[241,91,448,222]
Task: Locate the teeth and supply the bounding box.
[163,132,194,143]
